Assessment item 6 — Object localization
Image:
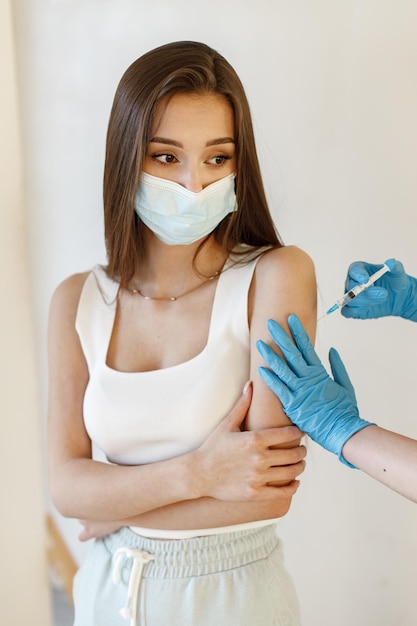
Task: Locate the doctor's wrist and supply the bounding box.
[340,421,375,468]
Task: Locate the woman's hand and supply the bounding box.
[78,519,125,541]
[191,382,306,502]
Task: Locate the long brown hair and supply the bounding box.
[103,41,283,285]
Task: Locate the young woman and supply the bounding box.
[48,41,316,625]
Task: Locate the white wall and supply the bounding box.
[0,1,52,624]
[12,1,417,624]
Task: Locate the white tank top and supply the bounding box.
[76,248,278,537]
[76,249,263,465]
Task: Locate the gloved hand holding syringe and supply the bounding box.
[319,264,391,321]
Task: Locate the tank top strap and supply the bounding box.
[75,265,119,369]
[209,247,269,343]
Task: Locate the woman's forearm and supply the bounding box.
[50,454,197,520]
[79,496,295,541]
[76,440,305,540]
[342,425,417,503]
[115,475,301,531]
[51,405,306,521]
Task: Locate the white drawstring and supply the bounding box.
[112,547,155,625]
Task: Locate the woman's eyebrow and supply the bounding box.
[206,137,235,147]
[150,136,183,148]
[149,136,235,148]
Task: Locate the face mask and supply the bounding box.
[134,172,237,245]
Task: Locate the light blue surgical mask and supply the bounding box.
[134,172,237,245]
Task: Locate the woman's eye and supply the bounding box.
[207,155,232,166]
[151,153,178,165]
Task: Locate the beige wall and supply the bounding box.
[0,1,52,624]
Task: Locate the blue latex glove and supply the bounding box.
[341,258,417,321]
[256,314,372,468]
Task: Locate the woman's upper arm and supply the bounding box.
[247,245,317,431]
[47,272,92,489]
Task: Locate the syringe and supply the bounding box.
[319,263,390,320]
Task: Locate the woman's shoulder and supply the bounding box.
[259,244,314,265]
[52,271,91,303]
[256,245,316,282]
[49,271,92,325]
[50,265,120,320]
[249,244,317,338]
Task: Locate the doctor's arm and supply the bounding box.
[257,314,417,503]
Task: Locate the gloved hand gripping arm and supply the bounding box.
[256,314,372,468]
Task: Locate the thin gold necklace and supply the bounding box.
[127,271,220,301]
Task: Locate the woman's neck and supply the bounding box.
[132,233,227,300]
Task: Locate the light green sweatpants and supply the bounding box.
[73,524,301,626]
